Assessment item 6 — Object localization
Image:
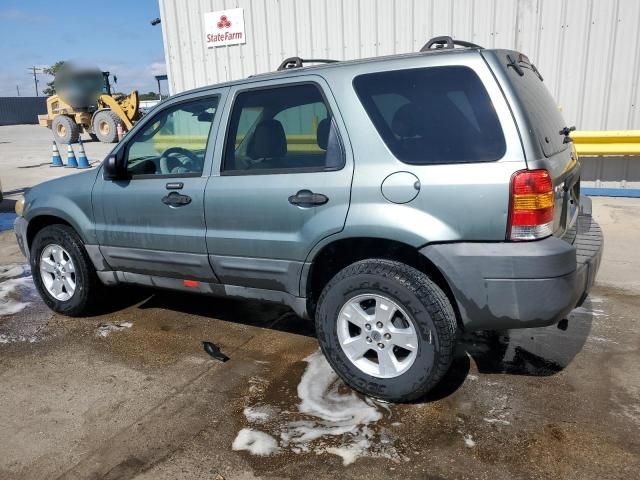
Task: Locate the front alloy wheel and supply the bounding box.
[39,244,76,301]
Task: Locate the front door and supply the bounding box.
[93,92,226,280]
[204,79,353,295]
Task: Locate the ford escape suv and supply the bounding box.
[14,37,603,402]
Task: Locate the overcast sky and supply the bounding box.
[0,0,166,97]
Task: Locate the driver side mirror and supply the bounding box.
[103,149,127,180]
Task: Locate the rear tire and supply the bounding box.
[315,259,457,402]
[52,115,80,144]
[30,224,102,316]
[92,110,120,143]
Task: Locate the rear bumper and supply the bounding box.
[421,214,603,331]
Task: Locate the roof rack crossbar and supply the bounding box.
[277,57,339,71]
[420,36,483,52]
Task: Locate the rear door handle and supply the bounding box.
[162,191,192,207]
[288,189,329,207]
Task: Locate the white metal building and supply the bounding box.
[158,0,640,190]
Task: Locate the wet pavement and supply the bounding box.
[1,201,639,479]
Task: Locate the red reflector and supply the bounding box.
[511,208,554,226]
[183,280,200,288]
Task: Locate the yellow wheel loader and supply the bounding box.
[38,69,141,143]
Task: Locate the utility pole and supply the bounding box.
[16,85,20,96]
[28,66,44,96]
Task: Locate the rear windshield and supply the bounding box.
[353,66,506,165]
[499,53,568,158]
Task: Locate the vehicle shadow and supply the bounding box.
[133,288,316,337]
[421,301,594,402]
[94,286,594,401]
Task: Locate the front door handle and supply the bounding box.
[162,191,192,207]
[288,189,329,207]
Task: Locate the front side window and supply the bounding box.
[223,84,343,174]
[126,96,219,177]
[353,66,506,165]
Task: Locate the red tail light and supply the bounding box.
[508,169,554,241]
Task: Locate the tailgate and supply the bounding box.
[486,50,580,239]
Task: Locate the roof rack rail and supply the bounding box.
[420,36,483,52]
[277,57,339,71]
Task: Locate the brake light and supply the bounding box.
[508,169,554,241]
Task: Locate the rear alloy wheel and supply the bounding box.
[52,115,80,144]
[337,294,419,378]
[316,259,458,402]
[92,110,120,143]
[30,224,102,316]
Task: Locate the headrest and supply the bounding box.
[391,103,424,138]
[316,118,330,150]
[247,119,287,160]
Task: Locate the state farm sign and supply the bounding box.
[204,8,246,47]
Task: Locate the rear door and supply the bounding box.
[488,51,580,238]
[204,77,353,295]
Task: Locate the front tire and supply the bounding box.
[30,224,101,316]
[315,259,457,402]
[92,110,120,143]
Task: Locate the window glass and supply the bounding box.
[353,66,506,164]
[501,60,567,157]
[126,96,218,176]
[223,84,343,173]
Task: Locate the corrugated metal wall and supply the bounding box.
[159,0,640,189]
[0,97,46,126]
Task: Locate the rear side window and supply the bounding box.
[223,83,344,174]
[353,66,506,165]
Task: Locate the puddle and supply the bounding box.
[0,264,36,316]
[96,321,133,337]
[234,350,402,466]
[0,212,17,232]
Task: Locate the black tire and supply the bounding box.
[92,110,120,143]
[315,259,457,402]
[52,115,80,144]
[30,224,102,316]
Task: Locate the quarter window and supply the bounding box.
[125,96,219,177]
[353,66,506,164]
[223,84,343,174]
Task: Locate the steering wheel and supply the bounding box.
[159,147,201,174]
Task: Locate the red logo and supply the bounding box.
[217,15,232,29]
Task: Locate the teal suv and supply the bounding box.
[15,37,602,402]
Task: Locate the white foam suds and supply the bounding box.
[483,417,511,425]
[0,265,35,316]
[96,321,133,337]
[243,405,279,423]
[232,428,280,456]
[236,350,400,465]
[463,434,476,448]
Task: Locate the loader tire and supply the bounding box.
[93,110,120,143]
[52,115,80,144]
